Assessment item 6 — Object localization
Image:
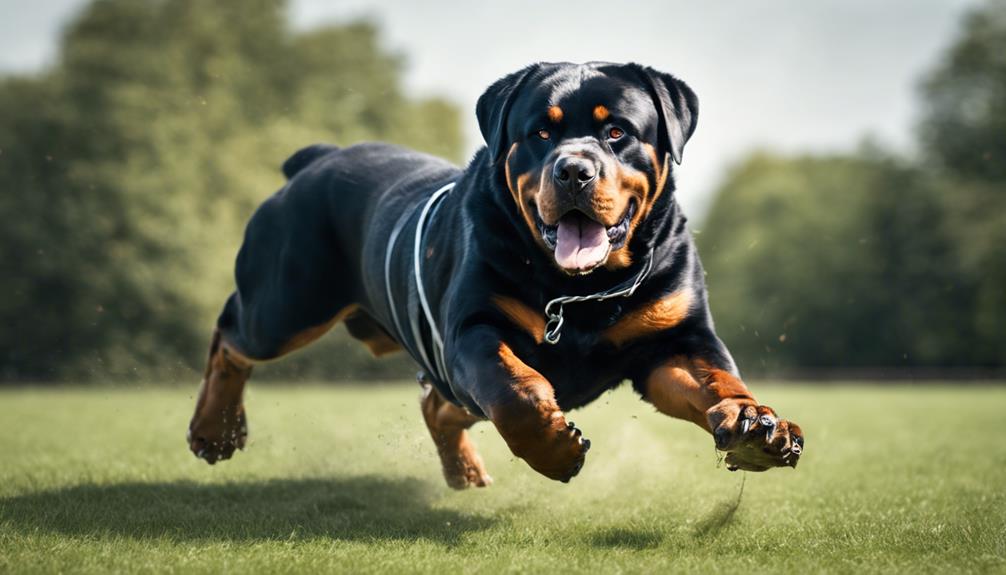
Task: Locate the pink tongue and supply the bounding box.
[554,214,610,272]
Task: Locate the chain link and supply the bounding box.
[542,249,655,344]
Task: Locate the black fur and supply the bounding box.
[216,61,737,417]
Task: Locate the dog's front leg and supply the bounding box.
[451,326,590,482]
[642,350,804,471]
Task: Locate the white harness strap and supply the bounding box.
[413,183,455,383]
[385,180,655,383]
[383,182,456,386]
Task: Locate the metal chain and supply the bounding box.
[543,249,655,344]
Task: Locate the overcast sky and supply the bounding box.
[0,0,978,217]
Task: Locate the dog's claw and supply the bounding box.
[581,437,591,452]
[714,427,731,450]
[567,421,576,429]
[712,403,803,472]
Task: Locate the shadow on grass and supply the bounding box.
[693,476,746,539]
[0,476,494,545]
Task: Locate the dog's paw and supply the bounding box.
[522,417,591,483]
[708,401,803,472]
[187,407,248,465]
[441,446,494,490]
[490,393,591,483]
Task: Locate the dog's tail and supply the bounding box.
[281,143,340,179]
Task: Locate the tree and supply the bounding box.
[919,0,1006,364]
[0,0,462,382]
[698,149,971,374]
[697,1,1006,375]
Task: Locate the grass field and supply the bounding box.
[1,382,1004,574]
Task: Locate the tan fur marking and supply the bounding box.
[516,173,532,195]
[188,329,253,460]
[344,309,402,357]
[277,304,358,355]
[640,143,670,221]
[494,343,593,481]
[492,295,545,344]
[605,249,633,270]
[547,105,564,123]
[360,335,400,356]
[505,143,519,200]
[644,355,755,431]
[497,342,547,387]
[604,290,694,346]
[593,162,651,270]
[420,383,491,489]
[645,357,708,428]
[506,143,540,243]
[593,105,610,122]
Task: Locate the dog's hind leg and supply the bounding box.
[187,164,360,464]
[187,325,253,464]
[187,298,356,465]
[419,380,492,489]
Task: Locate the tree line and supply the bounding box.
[698,1,1005,376]
[1,0,1002,382]
[0,0,456,381]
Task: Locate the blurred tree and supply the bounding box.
[919,0,1006,364]
[0,0,462,381]
[698,150,969,374]
[920,0,1006,182]
[698,0,1006,375]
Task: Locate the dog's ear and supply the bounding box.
[628,64,698,165]
[476,64,541,163]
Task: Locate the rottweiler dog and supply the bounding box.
[187,62,804,487]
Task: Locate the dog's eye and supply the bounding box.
[608,127,625,140]
[537,129,551,141]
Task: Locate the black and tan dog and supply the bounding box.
[187,62,804,487]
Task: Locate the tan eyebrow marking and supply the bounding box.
[547,106,564,123]
[593,105,610,122]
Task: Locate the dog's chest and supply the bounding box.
[528,304,630,409]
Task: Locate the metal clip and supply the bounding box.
[543,300,564,345]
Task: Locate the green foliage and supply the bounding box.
[698,150,972,372]
[919,0,1006,365]
[920,0,1006,182]
[0,0,461,381]
[699,0,1006,374]
[1,383,1004,572]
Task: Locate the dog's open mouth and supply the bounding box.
[538,202,636,274]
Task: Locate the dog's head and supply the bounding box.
[477,62,698,275]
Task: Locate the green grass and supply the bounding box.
[1,383,1004,574]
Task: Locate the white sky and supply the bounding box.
[0,0,977,218]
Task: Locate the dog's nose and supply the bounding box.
[552,156,597,193]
